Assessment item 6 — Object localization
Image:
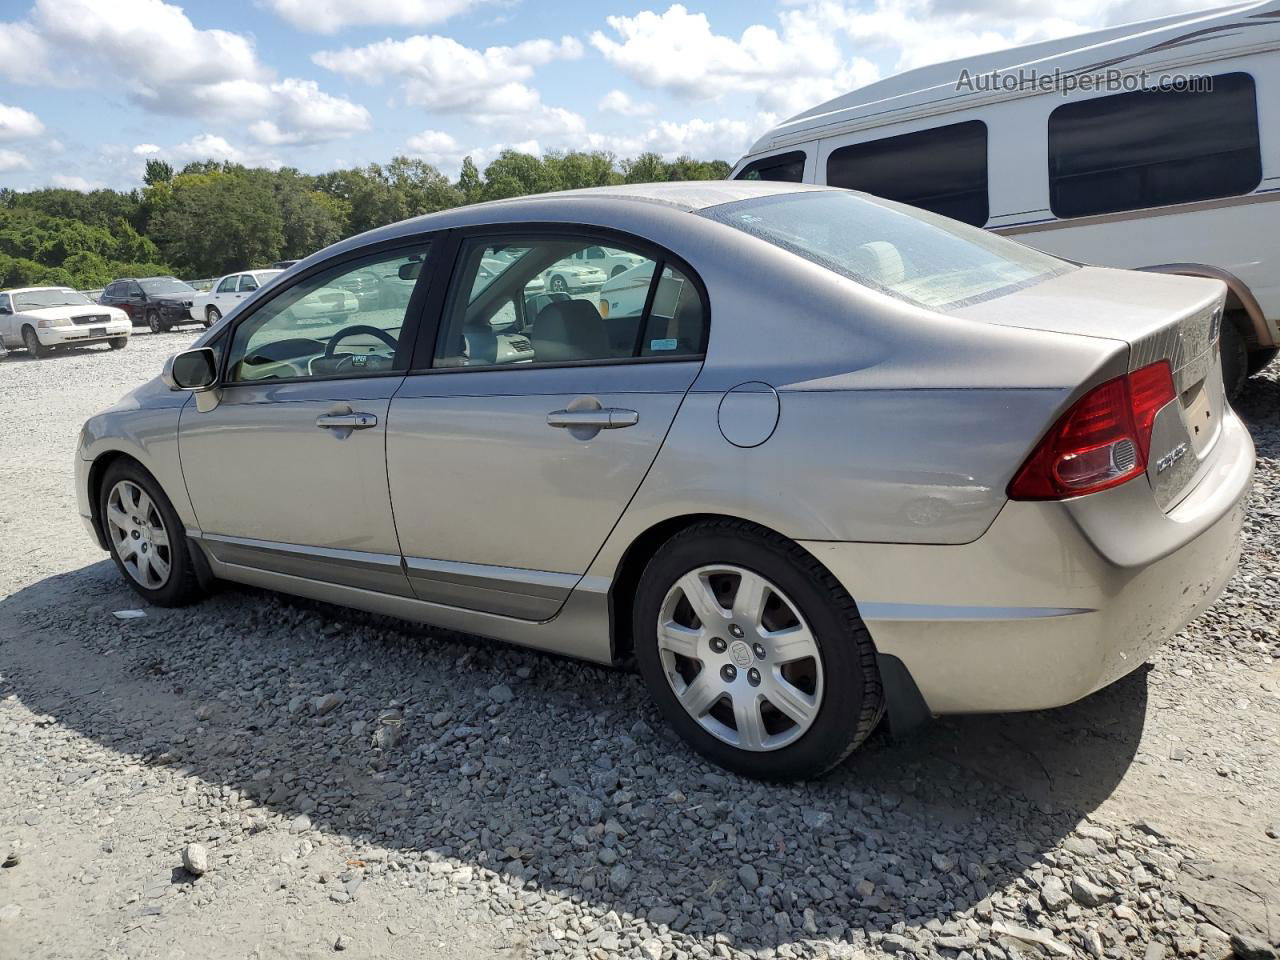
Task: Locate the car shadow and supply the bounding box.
[0,560,1148,952]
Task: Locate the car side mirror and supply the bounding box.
[398,261,422,280]
[0,306,10,315]
[163,347,218,391]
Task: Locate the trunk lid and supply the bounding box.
[952,265,1228,511]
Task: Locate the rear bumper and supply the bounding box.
[802,409,1254,714]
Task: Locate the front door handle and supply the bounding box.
[316,412,378,430]
[547,408,639,430]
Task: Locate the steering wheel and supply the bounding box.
[325,324,398,358]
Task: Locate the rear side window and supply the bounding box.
[826,121,989,226]
[736,151,807,183]
[1048,72,1261,219]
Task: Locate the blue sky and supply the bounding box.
[0,0,1216,191]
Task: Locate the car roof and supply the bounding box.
[2,286,76,294]
[744,0,1279,154]
[311,181,834,268]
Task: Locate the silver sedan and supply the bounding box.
[75,182,1253,780]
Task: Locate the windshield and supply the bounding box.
[139,277,197,296]
[699,190,1074,310]
[13,288,93,310]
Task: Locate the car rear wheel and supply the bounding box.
[633,519,884,780]
[21,326,47,358]
[108,337,127,350]
[147,310,167,335]
[100,461,205,607]
[205,306,221,327]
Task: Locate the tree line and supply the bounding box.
[0,151,731,290]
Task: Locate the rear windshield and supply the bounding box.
[699,190,1074,310]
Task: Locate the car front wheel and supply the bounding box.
[100,461,205,607]
[21,326,48,358]
[205,306,221,327]
[108,337,127,350]
[634,520,884,780]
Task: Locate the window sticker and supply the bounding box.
[650,338,678,351]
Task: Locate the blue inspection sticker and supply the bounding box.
[650,338,678,351]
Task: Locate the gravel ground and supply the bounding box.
[1,331,1277,960]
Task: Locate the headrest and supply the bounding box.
[853,241,906,287]
[532,299,610,362]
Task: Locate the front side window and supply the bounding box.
[434,237,705,368]
[701,190,1072,311]
[1048,72,1261,219]
[225,246,428,383]
[736,151,807,183]
[827,121,989,227]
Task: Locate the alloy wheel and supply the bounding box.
[147,312,161,334]
[657,564,824,751]
[105,480,172,589]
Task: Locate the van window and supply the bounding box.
[735,151,807,183]
[1047,72,1261,219]
[701,190,1071,311]
[826,121,989,227]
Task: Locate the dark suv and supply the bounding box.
[99,277,199,333]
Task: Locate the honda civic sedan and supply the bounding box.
[75,182,1253,780]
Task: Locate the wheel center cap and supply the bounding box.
[728,640,754,669]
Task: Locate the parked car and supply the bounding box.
[188,279,214,293]
[99,277,200,333]
[0,287,130,357]
[542,258,607,293]
[732,0,1280,397]
[271,259,300,270]
[0,337,8,361]
[559,244,647,279]
[76,182,1252,780]
[192,270,285,326]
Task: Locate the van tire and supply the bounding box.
[1221,315,1249,401]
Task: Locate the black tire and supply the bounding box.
[108,337,128,350]
[21,326,47,358]
[633,519,884,780]
[147,310,167,334]
[99,460,205,607]
[550,275,568,293]
[205,306,221,327]
[1220,314,1249,401]
[610,265,627,278]
[1247,345,1278,377]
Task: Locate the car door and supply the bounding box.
[213,275,240,312]
[178,241,435,595]
[387,230,708,619]
[0,293,14,346]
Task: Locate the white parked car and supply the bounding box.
[559,244,647,280]
[732,0,1280,396]
[0,287,131,357]
[192,270,284,326]
[542,259,608,293]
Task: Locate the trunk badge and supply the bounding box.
[1156,442,1189,475]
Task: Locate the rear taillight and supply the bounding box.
[1008,360,1176,501]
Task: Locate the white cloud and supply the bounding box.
[263,0,489,33]
[597,90,656,117]
[590,4,877,115]
[0,0,369,144]
[314,33,584,137]
[405,129,463,170]
[133,134,281,170]
[0,103,43,141]
[50,173,103,190]
[0,148,29,171]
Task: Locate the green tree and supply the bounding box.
[151,168,285,276]
[143,159,174,187]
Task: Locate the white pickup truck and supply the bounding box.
[0,287,131,357]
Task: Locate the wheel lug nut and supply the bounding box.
[753,643,767,660]
[728,624,745,639]
[710,637,727,654]
[748,668,761,686]
[720,664,737,682]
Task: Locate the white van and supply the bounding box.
[731,0,1280,395]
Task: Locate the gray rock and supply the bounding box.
[991,921,1073,958]
[312,693,345,716]
[0,904,20,925]
[334,934,349,951]
[289,814,312,834]
[549,768,573,788]
[488,684,514,703]
[608,863,631,893]
[1070,876,1113,907]
[1229,934,1277,960]
[648,905,679,926]
[181,843,209,876]
[738,864,759,891]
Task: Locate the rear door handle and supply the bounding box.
[316,413,378,429]
[547,408,639,429]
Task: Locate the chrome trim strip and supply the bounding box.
[994,188,1280,236]
[403,556,579,620]
[860,602,1095,621]
[198,533,404,572]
